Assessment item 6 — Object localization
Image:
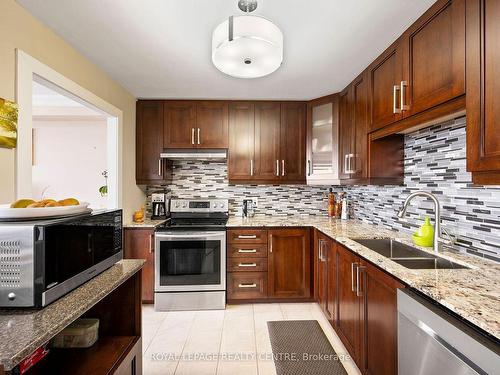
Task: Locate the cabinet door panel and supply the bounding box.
[254,103,281,180]
[124,229,155,303]
[405,0,465,117]
[268,229,310,299]
[361,262,403,375]
[164,101,196,148]
[368,43,404,131]
[136,101,166,183]
[228,102,255,180]
[336,245,361,362]
[338,89,352,179]
[352,73,368,179]
[280,103,307,183]
[466,0,500,178]
[196,101,228,148]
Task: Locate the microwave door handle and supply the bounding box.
[87,233,93,253]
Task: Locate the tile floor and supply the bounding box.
[142,302,361,375]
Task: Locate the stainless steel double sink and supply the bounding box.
[352,238,469,270]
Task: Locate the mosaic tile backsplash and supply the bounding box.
[147,116,500,261]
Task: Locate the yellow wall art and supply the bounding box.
[0,98,18,149]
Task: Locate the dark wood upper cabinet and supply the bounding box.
[338,88,352,180]
[196,101,229,148]
[254,102,281,181]
[136,100,169,185]
[280,102,307,183]
[268,228,311,299]
[351,73,369,180]
[163,101,196,148]
[466,0,500,184]
[402,0,465,117]
[367,40,404,132]
[360,261,403,375]
[228,102,255,180]
[124,228,155,303]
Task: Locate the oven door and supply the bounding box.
[155,231,226,292]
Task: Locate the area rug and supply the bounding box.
[267,320,348,375]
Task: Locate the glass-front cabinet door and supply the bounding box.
[306,97,340,184]
[155,231,226,292]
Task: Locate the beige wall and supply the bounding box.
[0,0,144,222]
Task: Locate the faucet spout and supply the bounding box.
[397,191,441,255]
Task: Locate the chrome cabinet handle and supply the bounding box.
[191,128,195,145]
[158,159,162,176]
[237,235,257,239]
[276,160,279,176]
[238,249,257,253]
[269,235,273,253]
[250,159,254,176]
[307,160,312,176]
[400,81,409,111]
[238,263,257,267]
[197,128,201,145]
[319,240,326,262]
[344,154,349,174]
[281,160,285,176]
[150,234,154,253]
[351,262,358,292]
[356,266,365,297]
[393,85,401,114]
[345,153,356,174]
[238,283,257,288]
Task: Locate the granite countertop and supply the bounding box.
[123,218,168,228]
[227,216,500,340]
[0,259,144,371]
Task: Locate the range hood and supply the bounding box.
[160,149,227,160]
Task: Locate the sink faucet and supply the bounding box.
[397,191,444,255]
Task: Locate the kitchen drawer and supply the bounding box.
[228,243,268,258]
[227,257,268,272]
[227,229,268,244]
[227,272,268,300]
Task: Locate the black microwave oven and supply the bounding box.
[0,209,122,307]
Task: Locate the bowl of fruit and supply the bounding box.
[0,198,90,220]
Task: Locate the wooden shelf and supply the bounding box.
[27,336,138,375]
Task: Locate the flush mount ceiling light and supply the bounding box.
[212,0,283,79]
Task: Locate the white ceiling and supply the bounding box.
[19,0,436,100]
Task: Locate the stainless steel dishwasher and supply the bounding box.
[397,289,500,375]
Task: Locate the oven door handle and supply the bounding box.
[155,232,225,239]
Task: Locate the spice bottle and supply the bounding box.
[327,188,335,217]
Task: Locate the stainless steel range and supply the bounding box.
[154,199,228,311]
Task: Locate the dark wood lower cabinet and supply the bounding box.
[336,244,363,363]
[268,228,311,299]
[227,228,312,302]
[124,228,155,303]
[316,233,404,375]
[315,230,336,323]
[361,262,403,375]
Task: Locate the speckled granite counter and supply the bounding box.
[0,259,144,371]
[227,216,500,340]
[123,218,168,228]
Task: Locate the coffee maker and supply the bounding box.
[151,193,169,219]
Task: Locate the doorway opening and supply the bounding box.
[16,50,123,210]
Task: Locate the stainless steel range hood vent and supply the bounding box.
[160,149,227,160]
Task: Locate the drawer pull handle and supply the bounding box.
[238,283,257,288]
[238,249,257,253]
[237,235,257,239]
[238,263,257,267]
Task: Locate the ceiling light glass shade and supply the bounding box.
[212,15,283,79]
